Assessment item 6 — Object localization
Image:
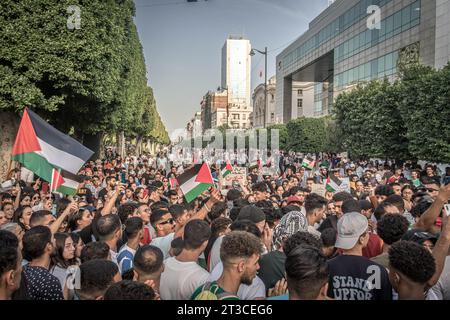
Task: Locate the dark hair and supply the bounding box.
[150,201,169,211]
[282,205,301,216]
[56,198,71,216]
[304,194,328,215]
[0,229,19,249]
[29,210,52,228]
[320,228,337,247]
[133,245,164,277]
[226,189,242,201]
[377,214,409,245]
[252,182,268,193]
[285,245,329,300]
[168,204,185,220]
[125,217,143,239]
[182,220,211,250]
[104,280,155,300]
[68,208,90,232]
[208,202,227,222]
[332,192,354,203]
[76,260,119,300]
[401,184,413,194]
[421,177,441,187]
[375,185,395,197]
[0,232,19,278]
[384,194,405,213]
[388,241,435,284]
[211,217,232,238]
[50,233,78,269]
[220,231,263,266]
[118,203,139,224]
[80,242,110,263]
[96,214,121,241]
[289,186,302,196]
[230,220,261,238]
[374,202,397,221]
[284,231,322,256]
[342,199,362,214]
[410,200,433,219]
[22,226,52,260]
[167,190,178,197]
[150,209,170,227]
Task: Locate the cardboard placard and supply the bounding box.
[311,183,326,197]
[223,167,248,187]
[338,178,351,193]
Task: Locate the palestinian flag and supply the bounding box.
[11,108,93,195]
[48,168,83,195]
[221,161,233,178]
[178,163,214,203]
[302,158,315,170]
[326,173,342,192]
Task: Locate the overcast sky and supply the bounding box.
[134,0,329,133]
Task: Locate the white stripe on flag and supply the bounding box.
[36,138,86,174]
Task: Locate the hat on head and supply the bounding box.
[272,211,308,250]
[335,212,368,250]
[401,229,438,245]
[287,195,302,205]
[237,205,265,224]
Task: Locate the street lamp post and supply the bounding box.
[250,47,267,128]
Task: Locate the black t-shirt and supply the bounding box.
[327,255,392,300]
[249,174,259,184]
[258,250,286,291]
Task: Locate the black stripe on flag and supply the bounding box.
[27,109,94,162]
[177,164,202,186]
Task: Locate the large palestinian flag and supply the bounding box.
[178,163,214,203]
[11,108,93,195]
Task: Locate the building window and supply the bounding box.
[232,114,240,120]
[242,114,246,120]
[271,94,274,100]
[297,89,303,96]
[297,99,303,117]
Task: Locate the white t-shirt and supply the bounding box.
[209,262,266,300]
[160,257,210,300]
[151,233,175,260]
[208,236,224,272]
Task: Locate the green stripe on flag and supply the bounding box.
[184,183,211,203]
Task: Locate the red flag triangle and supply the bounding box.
[12,108,41,156]
[195,162,213,184]
[226,161,233,172]
[50,168,65,192]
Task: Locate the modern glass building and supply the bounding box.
[275,0,450,123]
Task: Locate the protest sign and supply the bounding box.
[223,166,247,187]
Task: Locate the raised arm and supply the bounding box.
[101,185,124,216]
[428,214,450,288]
[50,201,78,235]
[414,184,450,231]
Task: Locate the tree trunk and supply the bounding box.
[116,131,125,159]
[136,136,143,156]
[0,111,20,180]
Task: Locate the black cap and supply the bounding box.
[237,205,265,223]
[401,229,438,245]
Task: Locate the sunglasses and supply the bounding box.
[158,218,174,225]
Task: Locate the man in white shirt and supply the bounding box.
[305,193,328,239]
[160,220,211,300]
[150,209,176,259]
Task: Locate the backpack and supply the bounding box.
[193,282,238,300]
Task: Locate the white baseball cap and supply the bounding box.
[335,212,368,250]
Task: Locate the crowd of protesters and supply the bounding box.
[1,148,450,300]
